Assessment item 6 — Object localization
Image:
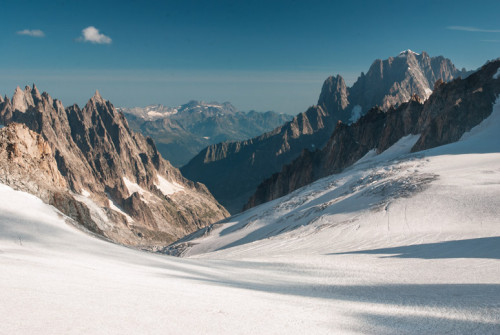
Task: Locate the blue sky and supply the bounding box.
[1,0,499,114]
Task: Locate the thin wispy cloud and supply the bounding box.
[447,26,500,33]
[77,26,112,44]
[17,29,45,37]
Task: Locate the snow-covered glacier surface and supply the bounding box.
[1,101,500,334]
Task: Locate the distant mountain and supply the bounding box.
[246,59,500,209]
[0,87,228,248]
[118,101,292,167]
[181,51,470,213]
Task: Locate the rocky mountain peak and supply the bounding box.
[12,86,31,112]
[32,84,42,101]
[398,49,420,57]
[90,89,106,105]
[348,50,469,113]
[10,85,44,113]
[0,86,229,247]
[317,74,349,117]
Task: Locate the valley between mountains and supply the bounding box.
[1,51,500,334]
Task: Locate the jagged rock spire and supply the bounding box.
[32,84,42,101]
[317,74,349,113]
[91,89,106,104]
[12,86,28,112]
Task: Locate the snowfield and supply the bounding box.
[1,101,500,334]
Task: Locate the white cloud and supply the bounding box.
[17,29,45,37]
[447,26,500,33]
[78,26,112,44]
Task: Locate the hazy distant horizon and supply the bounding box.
[0,67,363,115]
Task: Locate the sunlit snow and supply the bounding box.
[1,100,500,334]
[123,176,147,196]
[108,197,134,223]
[80,189,90,197]
[398,49,420,56]
[155,174,184,196]
[424,87,433,98]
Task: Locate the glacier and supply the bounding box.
[1,100,500,334]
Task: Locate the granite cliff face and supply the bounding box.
[245,59,500,209]
[182,51,468,213]
[0,87,229,248]
[0,123,105,234]
[345,50,469,116]
[120,101,292,167]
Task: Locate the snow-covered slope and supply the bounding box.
[0,183,345,334]
[2,103,500,333]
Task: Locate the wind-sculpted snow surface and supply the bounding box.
[2,105,500,333]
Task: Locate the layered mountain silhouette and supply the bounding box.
[0,88,228,248]
[246,60,500,209]
[119,101,291,167]
[181,51,470,213]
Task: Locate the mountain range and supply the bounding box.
[0,88,228,248]
[119,101,291,167]
[246,59,500,209]
[168,57,500,256]
[181,50,471,213]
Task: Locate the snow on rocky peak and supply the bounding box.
[117,104,179,120]
[398,49,420,56]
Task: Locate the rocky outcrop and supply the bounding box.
[245,60,500,209]
[0,123,66,196]
[0,123,102,235]
[0,87,229,248]
[412,62,499,151]
[120,101,292,167]
[348,50,470,114]
[182,51,469,214]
